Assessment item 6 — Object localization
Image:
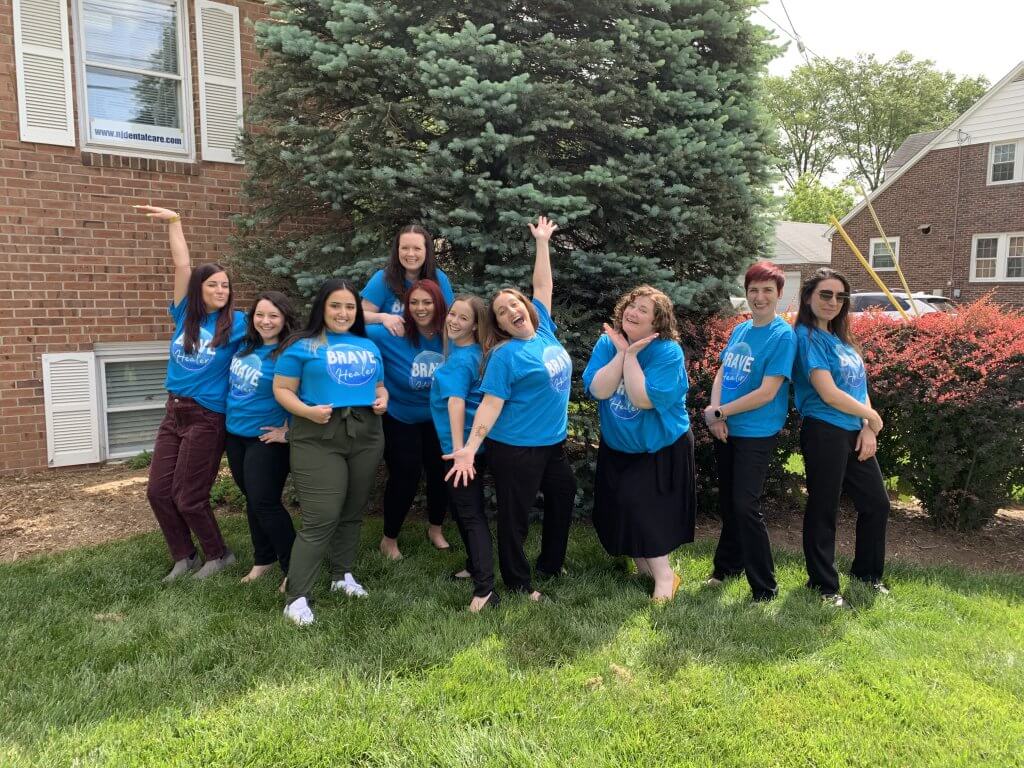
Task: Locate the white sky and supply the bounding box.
[756,0,1023,85]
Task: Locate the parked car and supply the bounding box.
[850,292,956,320]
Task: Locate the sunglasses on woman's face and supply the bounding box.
[815,289,850,304]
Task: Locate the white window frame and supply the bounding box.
[71,0,195,161]
[970,232,1024,283]
[868,236,900,272]
[95,343,169,460]
[988,140,1024,185]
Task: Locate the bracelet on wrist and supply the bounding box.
[167,214,180,223]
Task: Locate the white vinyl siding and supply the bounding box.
[12,0,76,146]
[869,237,899,271]
[196,0,244,163]
[970,233,1024,282]
[72,0,193,159]
[42,353,101,467]
[98,356,168,458]
[932,78,1024,150]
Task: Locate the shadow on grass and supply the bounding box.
[0,515,1021,752]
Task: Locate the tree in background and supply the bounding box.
[764,53,989,191]
[781,174,854,224]
[764,65,841,188]
[235,0,776,334]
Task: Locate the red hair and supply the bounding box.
[744,260,785,292]
[403,279,447,347]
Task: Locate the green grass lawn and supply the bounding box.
[2,516,1023,768]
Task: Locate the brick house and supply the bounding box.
[831,61,1024,306]
[1,0,266,473]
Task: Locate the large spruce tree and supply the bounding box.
[237,0,775,336]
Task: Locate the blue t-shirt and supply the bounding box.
[582,335,689,454]
[480,299,573,447]
[362,268,455,316]
[164,298,247,413]
[367,324,444,424]
[226,344,290,438]
[430,343,485,455]
[718,316,797,438]
[793,324,869,431]
[275,332,383,408]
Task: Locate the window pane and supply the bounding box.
[974,237,998,278]
[86,67,185,150]
[992,143,1016,181]
[1008,236,1024,278]
[105,359,167,408]
[107,409,165,455]
[83,0,179,75]
[871,241,895,269]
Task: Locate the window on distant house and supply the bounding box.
[971,234,1024,282]
[74,0,191,158]
[869,236,899,270]
[989,140,1023,184]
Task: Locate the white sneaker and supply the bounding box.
[330,572,368,598]
[283,596,315,626]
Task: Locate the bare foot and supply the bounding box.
[241,564,273,583]
[379,537,402,560]
[279,577,287,594]
[468,593,492,613]
[427,525,450,550]
[652,572,682,603]
[528,590,544,602]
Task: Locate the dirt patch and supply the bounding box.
[1,463,1023,574]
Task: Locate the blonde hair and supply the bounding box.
[612,285,679,342]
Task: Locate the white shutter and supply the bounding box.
[42,353,101,467]
[196,0,243,163]
[12,0,76,146]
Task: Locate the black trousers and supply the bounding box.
[712,435,778,600]
[381,414,448,539]
[800,417,890,594]
[486,438,576,593]
[224,432,295,573]
[445,455,494,598]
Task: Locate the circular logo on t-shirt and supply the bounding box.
[543,345,572,393]
[836,348,866,391]
[409,351,443,390]
[325,343,378,387]
[229,354,262,400]
[388,299,403,315]
[609,382,640,421]
[171,327,216,372]
[722,341,754,391]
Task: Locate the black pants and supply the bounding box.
[486,438,576,593]
[224,432,295,573]
[801,417,890,594]
[445,456,494,598]
[381,414,448,539]
[712,435,778,600]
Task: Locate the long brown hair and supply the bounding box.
[443,294,491,357]
[183,263,234,353]
[385,224,440,297]
[238,291,298,360]
[403,279,447,347]
[794,267,859,350]
[480,288,540,375]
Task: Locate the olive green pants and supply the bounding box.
[286,407,384,602]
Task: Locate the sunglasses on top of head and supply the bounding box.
[815,289,850,303]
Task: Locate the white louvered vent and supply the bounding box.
[196,0,243,163]
[42,353,101,467]
[12,0,76,146]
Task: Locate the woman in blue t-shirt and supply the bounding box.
[583,285,695,603]
[792,268,890,608]
[445,217,576,602]
[225,291,297,589]
[362,224,455,336]
[430,294,496,612]
[703,261,797,603]
[367,280,450,559]
[135,205,247,583]
[273,279,389,626]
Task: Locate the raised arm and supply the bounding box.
[528,216,558,313]
[135,205,190,306]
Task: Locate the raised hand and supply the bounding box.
[626,333,658,356]
[528,215,558,242]
[133,204,180,222]
[603,322,628,354]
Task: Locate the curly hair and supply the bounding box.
[611,285,679,342]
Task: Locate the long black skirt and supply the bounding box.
[592,430,696,558]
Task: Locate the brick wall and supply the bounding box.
[831,143,1024,306]
[0,0,267,473]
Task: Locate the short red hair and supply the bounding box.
[403,279,447,346]
[744,260,785,292]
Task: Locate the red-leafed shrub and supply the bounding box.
[854,299,1024,530]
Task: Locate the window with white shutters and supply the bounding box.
[196,0,244,163]
[12,0,77,146]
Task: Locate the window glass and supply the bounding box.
[1008,236,1024,279]
[992,143,1016,182]
[870,240,896,269]
[107,409,166,455]
[105,359,167,407]
[974,237,998,278]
